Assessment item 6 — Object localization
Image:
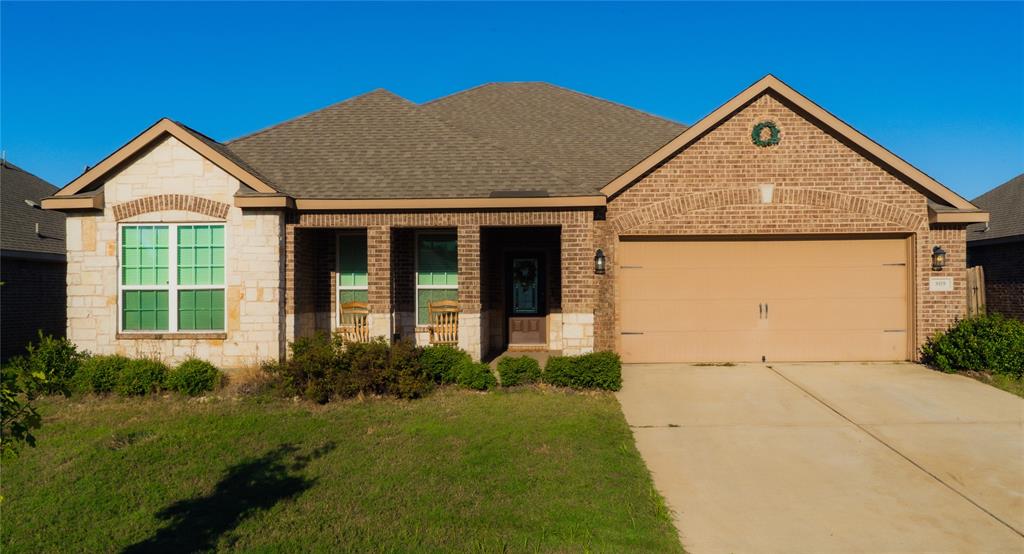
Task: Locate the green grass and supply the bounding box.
[960,370,1024,398]
[1,388,683,553]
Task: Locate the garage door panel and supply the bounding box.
[761,330,907,362]
[617,237,909,363]
[620,299,759,331]
[619,268,767,300]
[765,298,907,330]
[621,331,766,364]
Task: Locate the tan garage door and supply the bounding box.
[617,237,909,363]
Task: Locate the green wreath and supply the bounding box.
[752,121,781,147]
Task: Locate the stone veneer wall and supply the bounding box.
[66,136,284,368]
[597,92,970,358]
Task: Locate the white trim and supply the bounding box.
[335,231,369,330]
[117,222,228,334]
[414,230,458,326]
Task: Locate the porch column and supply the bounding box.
[367,225,393,340]
[560,221,595,354]
[457,225,483,360]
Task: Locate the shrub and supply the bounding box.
[921,313,1024,377]
[420,345,471,384]
[387,340,433,399]
[455,359,497,391]
[20,332,83,396]
[116,359,169,396]
[497,355,541,386]
[166,358,223,396]
[334,338,392,399]
[225,364,276,396]
[74,355,130,394]
[274,332,345,402]
[543,351,622,391]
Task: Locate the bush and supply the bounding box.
[20,332,83,396]
[497,355,541,386]
[73,355,130,394]
[273,332,345,402]
[116,359,169,396]
[543,351,622,391]
[420,345,471,384]
[334,338,392,399]
[166,358,223,396]
[921,313,1024,377]
[455,359,497,391]
[387,340,433,399]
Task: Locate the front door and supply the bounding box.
[508,255,546,344]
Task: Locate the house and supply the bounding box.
[41,75,988,367]
[967,174,1023,320]
[2,161,67,361]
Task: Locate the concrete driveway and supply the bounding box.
[617,362,1024,553]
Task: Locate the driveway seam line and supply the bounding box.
[765,364,1024,539]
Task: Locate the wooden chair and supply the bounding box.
[428,300,459,345]
[337,301,370,343]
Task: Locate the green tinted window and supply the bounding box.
[417,289,458,325]
[122,226,169,286]
[416,234,457,286]
[122,290,169,331]
[178,225,225,286]
[338,234,368,287]
[178,289,225,331]
[339,289,369,305]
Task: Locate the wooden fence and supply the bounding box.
[966,266,986,317]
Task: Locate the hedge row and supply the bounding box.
[496,352,622,391]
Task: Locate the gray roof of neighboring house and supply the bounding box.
[1,161,65,256]
[225,83,685,199]
[968,173,1023,242]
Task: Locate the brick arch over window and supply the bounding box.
[611,187,926,234]
[112,194,230,221]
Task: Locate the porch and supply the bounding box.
[286,215,596,361]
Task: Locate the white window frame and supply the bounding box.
[414,230,458,326]
[117,222,228,334]
[335,231,369,329]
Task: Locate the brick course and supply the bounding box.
[968,240,1024,320]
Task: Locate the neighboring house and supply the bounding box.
[967,174,1023,320]
[42,75,988,367]
[1,161,67,361]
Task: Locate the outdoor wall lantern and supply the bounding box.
[594,249,606,275]
[931,245,946,271]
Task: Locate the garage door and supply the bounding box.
[617,237,909,363]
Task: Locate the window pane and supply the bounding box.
[417,288,458,325]
[178,289,225,331]
[338,234,368,288]
[178,225,225,286]
[122,225,168,286]
[122,290,168,331]
[417,234,457,286]
[339,289,369,305]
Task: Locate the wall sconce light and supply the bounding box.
[594,249,606,274]
[931,245,946,271]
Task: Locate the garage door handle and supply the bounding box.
[759,303,764,319]
[621,331,644,335]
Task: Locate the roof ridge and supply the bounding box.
[971,172,1023,204]
[227,88,408,144]
[410,97,585,191]
[535,82,687,129]
[420,82,504,107]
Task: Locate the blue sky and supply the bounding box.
[2,2,1022,199]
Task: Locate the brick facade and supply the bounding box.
[596,92,970,357]
[968,240,1024,320]
[1,254,66,361]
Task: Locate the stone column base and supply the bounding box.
[561,312,594,355]
[457,312,483,361]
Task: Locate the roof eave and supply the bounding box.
[41,191,105,211]
[927,205,989,224]
[295,195,606,211]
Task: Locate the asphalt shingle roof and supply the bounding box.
[968,173,1023,242]
[225,83,686,199]
[1,161,65,256]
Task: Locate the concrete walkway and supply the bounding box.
[617,362,1024,554]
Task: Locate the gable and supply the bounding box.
[602,76,984,220]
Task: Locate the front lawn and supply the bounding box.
[1,388,682,553]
